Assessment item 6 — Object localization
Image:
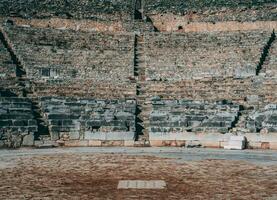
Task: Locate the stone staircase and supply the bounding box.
[134,34,150,146]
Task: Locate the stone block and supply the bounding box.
[50,132,60,140]
[124,140,135,147]
[22,133,34,146]
[88,140,102,147]
[117,180,166,189]
[84,131,106,140]
[105,132,135,141]
[64,140,88,147]
[224,136,246,150]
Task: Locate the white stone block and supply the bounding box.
[117,180,166,189]
[224,136,246,150]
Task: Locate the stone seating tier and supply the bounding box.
[149,99,240,134]
[5,26,134,81]
[144,31,271,81]
[144,0,277,22]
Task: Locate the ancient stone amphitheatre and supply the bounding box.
[0,0,276,199]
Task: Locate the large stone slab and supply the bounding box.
[224,136,246,150]
[117,180,166,189]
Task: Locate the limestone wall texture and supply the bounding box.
[0,0,276,148]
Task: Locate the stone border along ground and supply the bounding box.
[1,147,277,166]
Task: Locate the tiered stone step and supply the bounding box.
[143,77,277,107]
[29,80,136,99]
[4,25,135,83]
[144,31,272,80]
[149,99,240,140]
[0,97,38,146]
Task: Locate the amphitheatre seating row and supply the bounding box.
[149,99,277,137]
[30,80,137,99]
[149,99,240,135]
[3,25,136,98]
[144,31,271,81]
[142,77,277,107]
[0,0,134,21]
[5,26,134,81]
[40,97,136,141]
[0,97,37,133]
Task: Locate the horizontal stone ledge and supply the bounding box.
[84,131,135,141]
[149,132,231,141]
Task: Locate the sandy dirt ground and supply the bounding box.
[0,148,277,200]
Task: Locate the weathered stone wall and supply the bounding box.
[148,99,277,148]
[149,99,240,135]
[40,97,136,142]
